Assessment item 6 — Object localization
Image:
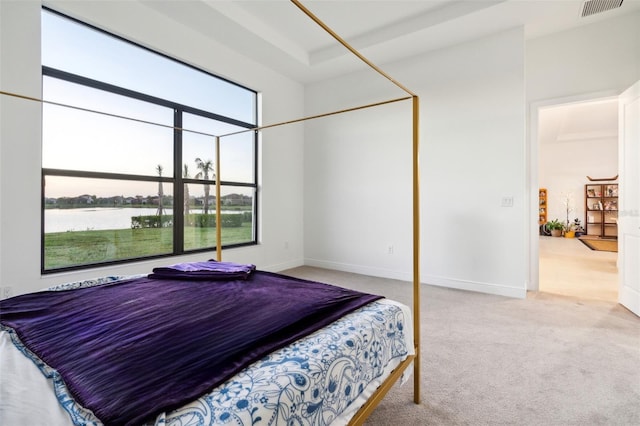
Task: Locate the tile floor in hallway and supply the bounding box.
[538,235,618,302]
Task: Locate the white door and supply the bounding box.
[618,80,640,317]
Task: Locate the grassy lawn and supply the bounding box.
[44,224,253,270]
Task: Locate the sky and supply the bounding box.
[41,10,256,198]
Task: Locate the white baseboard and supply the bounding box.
[303,258,412,282]
[288,258,526,299]
[262,258,305,273]
[424,274,527,299]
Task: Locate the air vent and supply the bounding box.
[581,0,624,17]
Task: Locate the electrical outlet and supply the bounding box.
[387,245,394,255]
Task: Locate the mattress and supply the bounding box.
[0,274,413,425]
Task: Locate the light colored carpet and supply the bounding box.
[281,266,640,426]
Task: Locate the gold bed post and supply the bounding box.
[412,95,421,404]
[290,0,421,411]
[215,136,222,261]
[291,0,420,414]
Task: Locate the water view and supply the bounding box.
[44,207,240,233]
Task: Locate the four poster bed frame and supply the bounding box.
[216,2,422,422]
[0,1,420,424]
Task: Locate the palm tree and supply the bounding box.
[183,164,190,216]
[194,158,215,215]
[156,164,164,217]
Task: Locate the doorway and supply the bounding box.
[534,96,619,302]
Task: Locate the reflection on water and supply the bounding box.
[44,207,237,233]
[45,208,171,233]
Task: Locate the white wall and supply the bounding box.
[527,12,640,103]
[304,99,414,280]
[305,28,527,298]
[0,1,43,297]
[0,0,306,295]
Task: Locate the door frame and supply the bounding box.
[527,90,619,293]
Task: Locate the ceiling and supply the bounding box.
[139,0,640,83]
[539,99,618,144]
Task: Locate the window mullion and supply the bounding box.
[174,109,184,254]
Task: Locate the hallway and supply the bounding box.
[538,236,618,302]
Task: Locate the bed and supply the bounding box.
[1,264,414,425]
[0,0,421,424]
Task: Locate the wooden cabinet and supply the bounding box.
[585,183,618,238]
[538,188,547,225]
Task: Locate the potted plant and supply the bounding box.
[564,225,575,238]
[562,191,575,236]
[547,219,564,237]
[572,218,585,237]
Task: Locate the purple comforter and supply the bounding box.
[0,271,382,426]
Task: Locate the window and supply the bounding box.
[41,9,258,272]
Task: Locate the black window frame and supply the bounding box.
[41,8,258,274]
